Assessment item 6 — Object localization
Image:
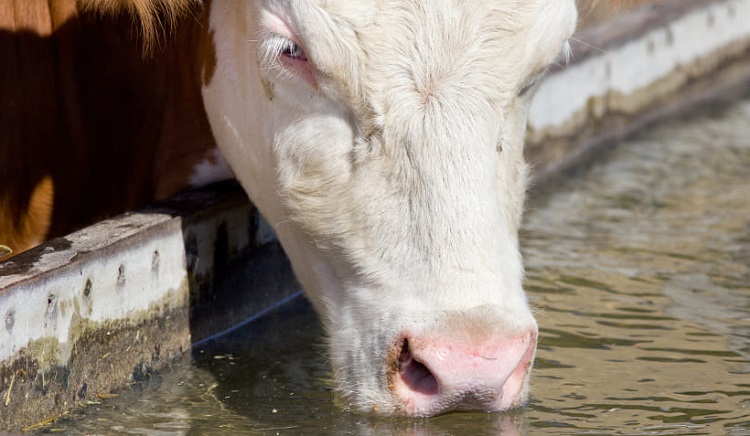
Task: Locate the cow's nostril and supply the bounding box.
[389,330,536,416]
[398,338,439,395]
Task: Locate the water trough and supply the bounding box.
[2,0,750,431]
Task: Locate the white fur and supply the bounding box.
[201,0,577,415]
[188,148,234,187]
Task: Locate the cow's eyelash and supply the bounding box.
[259,31,317,86]
[261,34,308,66]
[280,40,307,61]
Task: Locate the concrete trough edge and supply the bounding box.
[2,0,750,430]
[527,0,750,185]
[0,183,301,431]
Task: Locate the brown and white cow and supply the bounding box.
[1,0,578,417]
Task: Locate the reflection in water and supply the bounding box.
[42,99,750,434]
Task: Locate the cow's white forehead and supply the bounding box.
[359,3,528,121]
[264,0,576,115]
[313,0,576,59]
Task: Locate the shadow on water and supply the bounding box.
[38,86,750,436]
[191,297,528,435]
[41,296,528,435]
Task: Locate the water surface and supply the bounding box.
[522,98,750,434]
[42,98,750,434]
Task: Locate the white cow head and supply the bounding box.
[201,0,577,417]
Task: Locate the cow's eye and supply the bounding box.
[280,39,308,61]
[518,69,548,97]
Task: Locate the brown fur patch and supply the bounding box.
[0,176,54,256]
[1,0,217,255]
[76,0,200,51]
[151,0,219,199]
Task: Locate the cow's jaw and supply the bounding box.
[201,0,577,417]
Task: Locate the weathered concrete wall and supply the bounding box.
[0,183,300,431]
[527,0,750,185]
[2,0,750,431]
[0,207,191,430]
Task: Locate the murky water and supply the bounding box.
[40,98,750,434]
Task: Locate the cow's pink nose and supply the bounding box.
[389,330,537,417]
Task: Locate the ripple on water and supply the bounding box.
[525,98,750,434]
